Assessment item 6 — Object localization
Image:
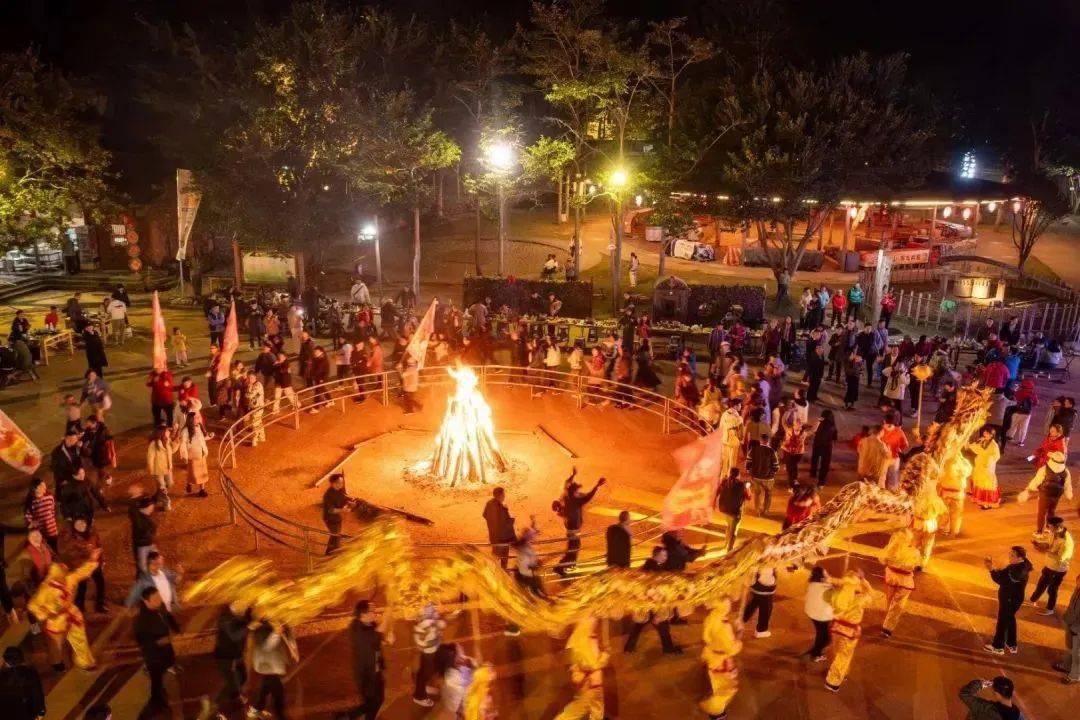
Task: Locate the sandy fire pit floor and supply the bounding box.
[227,384,690,548]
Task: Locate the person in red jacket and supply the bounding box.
[1033,424,1066,469]
[147,370,175,428]
[829,291,847,327]
[981,359,1010,391]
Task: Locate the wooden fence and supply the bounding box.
[885,287,1080,342]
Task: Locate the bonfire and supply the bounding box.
[429,365,507,486]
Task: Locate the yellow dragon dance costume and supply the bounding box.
[554,618,609,720]
[28,559,99,669]
[700,597,742,719]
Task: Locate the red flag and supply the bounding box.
[216,300,239,381]
[404,299,438,370]
[661,429,726,530]
[0,408,42,474]
[151,291,167,372]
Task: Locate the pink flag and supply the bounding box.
[151,291,167,372]
[661,429,726,529]
[0,408,42,474]
[216,300,239,381]
[404,299,438,370]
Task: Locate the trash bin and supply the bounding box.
[842,250,860,272]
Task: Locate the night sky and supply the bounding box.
[1,0,1076,194]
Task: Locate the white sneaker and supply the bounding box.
[413,697,435,707]
[755,630,772,638]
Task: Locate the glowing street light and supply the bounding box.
[358,218,382,285]
[484,142,517,276]
[610,168,628,188]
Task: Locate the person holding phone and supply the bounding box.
[958,676,1020,719]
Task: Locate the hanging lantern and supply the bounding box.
[987,201,998,213]
[847,206,858,219]
[634,194,643,207]
[962,207,972,220]
[1012,200,1022,213]
[942,206,953,218]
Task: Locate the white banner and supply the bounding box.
[176,169,201,261]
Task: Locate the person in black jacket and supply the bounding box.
[624,547,681,654]
[605,511,632,568]
[58,472,109,523]
[82,326,108,377]
[984,546,1033,655]
[213,602,251,713]
[661,529,705,572]
[0,646,45,720]
[340,600,385,720]
[254,344,277,392]
[129,495,158,576]
[322,474,355,555]
[806,344,827,404]
[553,469,605,576]
[482,487,515,569]
[50,431,83,499]
[746,436,780,516]
[809,411,838,486]
[717,469,751,551]
[134,586,180,718]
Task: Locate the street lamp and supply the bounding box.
[359,218,382,286]
[484,142,517,276]
[609,167,629,313]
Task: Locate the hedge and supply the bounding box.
[687,284,767,326]
[463,276,593,318]
[741,247,824,271]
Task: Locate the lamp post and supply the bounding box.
[485,142,516,276]
[609,168,628,314]
[911,363,933,435]
[359,217,382,287]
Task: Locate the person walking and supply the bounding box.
[716,468,750,552]
[780,421,808,487]
[804,567,833,662]
[843,351,863,410]
[207,305,226,348]
[24,478,59,553]
[146,370,175,429]
[1007,375,1038,448]
[134,586,179,719]
[958,677,1021,720]
[482,487,516,569]
[246,370,266,447]
[783,484,821,530]
[125,552,181,614]
[1018,450,1072,537]
[553,469,605,576]
[145,427,176,512]
[824,569,875,692]
[400,356,422,414]
[605,511,632,568]
[856,425,890,487]
[984,546,1033,655]
[250,621,298,720]
[809,410,837,485]
[1054,581,1080,684]
[411,603,445,707]
[880,414,908,490]
[81,415,116,489]
[82,326,108,377]
[60,517,106,615]
[967,426,1002,511]
[129,496,158,575]
[742,567,778,638]
[746,436,779,516]
[323,473,355,555]
[624,546,681,654]
[1030,517,1074,615]
[341,600,386,720]
[178,407,210,498]
[212,602,250,715]
[880,529,920,638]
[806,345,826,404]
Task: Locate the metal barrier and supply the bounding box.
[216,365,709,571]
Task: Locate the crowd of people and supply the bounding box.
[3,272,1080,719]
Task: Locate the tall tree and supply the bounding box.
[0,52,114,252]
[645,18,715,149]
[721,54,929,299]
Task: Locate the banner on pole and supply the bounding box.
[661,429,726,530]
[176,169,201,261]
[216,300,239,381]
[0,408,42,474]
[151,291,167,372]
[405,299,438,370]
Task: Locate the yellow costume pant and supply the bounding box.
[942,495,964,535]
[913,529,936,568]
[554,687,604,720]
[826,635,859,687]
[700,667,738,718]
[46,617,95,669]
[882,585,912,632]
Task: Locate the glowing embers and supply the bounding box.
[425,365,507,487]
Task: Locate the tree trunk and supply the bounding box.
[436,171,444,218]
[658,235,667,280]
[611,198,623,314]
[413,204,421,297]
[556,174,563,223]
[474,197,482,276]
[573,180,582,279]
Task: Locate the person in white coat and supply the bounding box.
[804,566,835,662]
[178,406,210,498]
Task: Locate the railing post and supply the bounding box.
[381,373,389,406]
[576,373,584,409]
[897,289,906,316]
[1041,303,1049,332]
[304,529,313,572]
[662,399,671,434]
[230,441,237,469]
[293,399,301,430]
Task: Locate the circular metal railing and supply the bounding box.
[216,364,710,572]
